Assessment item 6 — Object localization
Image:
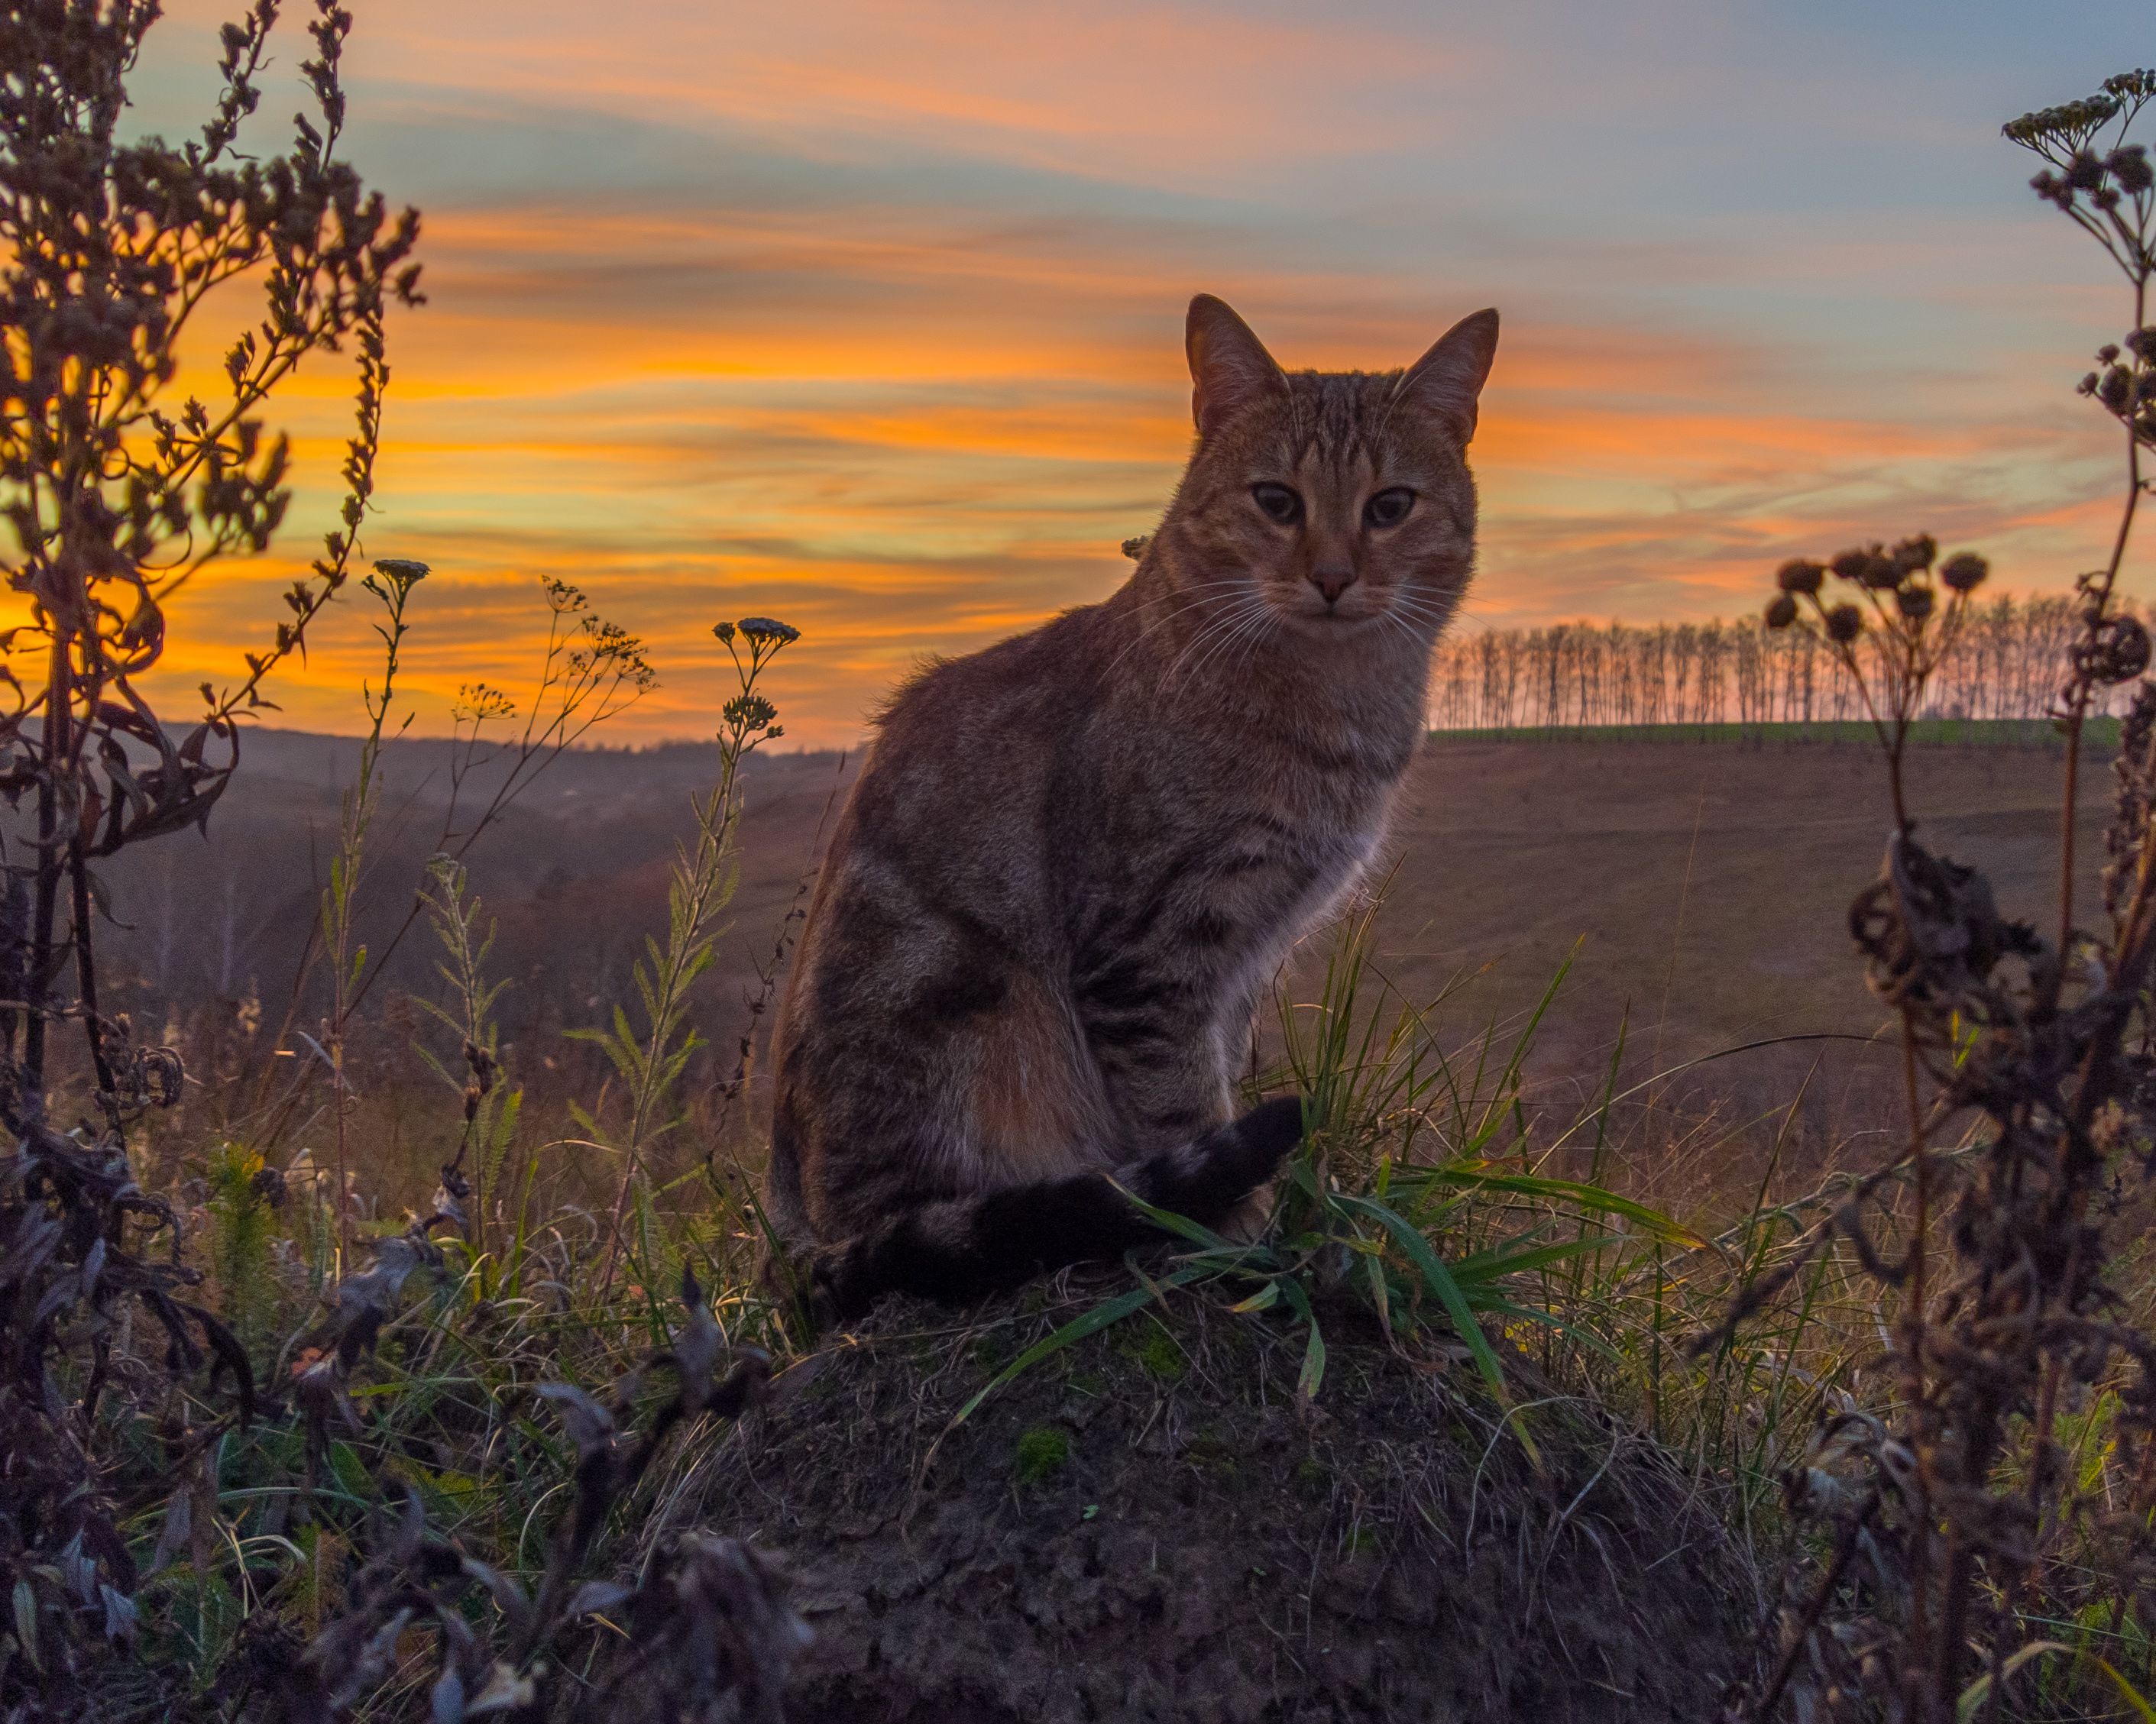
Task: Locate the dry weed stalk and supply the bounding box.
[583,617,797,1289]
[0,1,417,1708]
[1727,70,2156,1724]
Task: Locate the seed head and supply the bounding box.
[1896,585,1934,623]
[1776,558,1826,595]
[712,621,736,643]
[1939,553,1989,593]
[1890,534,1937,576]
[1765,594,1798,629]
[1826,604,1863,644]
[737,617,801,645]
[723,692,779,732]
[1830,549,1871,584]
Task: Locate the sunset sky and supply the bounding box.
[130,0,2153,748]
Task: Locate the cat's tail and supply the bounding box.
[801,1096,1305,1321]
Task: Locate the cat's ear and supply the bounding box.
[1186,295,1286,440]
[1397,308,1500,445]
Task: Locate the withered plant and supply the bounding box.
[0,0,419,1709]
[1730,69,2156,1723]
[249,1266,795,1724]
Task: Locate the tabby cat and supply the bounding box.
[763,293,1499,1318]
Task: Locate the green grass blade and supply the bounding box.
[1416,1164,1704,1248]
[942,1263,1207,1436]
[1273,1273,1329,1401]
[1332,1192,1509,1402]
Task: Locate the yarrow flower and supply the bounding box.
[737,616,801,645]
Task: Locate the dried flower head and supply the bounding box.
[2112,144,2156,194]
[452,681,516,723]
[2069,149,2110,191]
[737,617,800,645]
[1776,558,1826,595]
[723,692,779,733]
[1890,535,1937,576]
[1825,603,1863,644]
[542,576,591,614]
[1939,553,1990,593]
[2003,93,2123,153]
[712,621,736,644]
[1765,594,1798,629]
[1896,585,1934,623]
[2078,613,2153,684]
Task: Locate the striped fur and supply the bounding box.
[762,294,1500,1320]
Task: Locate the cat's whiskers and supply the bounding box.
[1180,598,1279,693]
[1157,598,1260,694]
[1159,594,1272,697]
[1384,590,1455,638]
[1135,583,1269,685]
[1098,579,1260,683]
[1222,604,1283,687]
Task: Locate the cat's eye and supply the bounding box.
[1364,487,1416,529]
[1251,483,1304,526]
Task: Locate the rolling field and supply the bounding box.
[105,726,2103,1164]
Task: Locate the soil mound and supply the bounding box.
[649,1286,1766,1722]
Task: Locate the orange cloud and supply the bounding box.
[112,3,2149,750]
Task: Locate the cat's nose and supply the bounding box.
[1309,565,1358,606]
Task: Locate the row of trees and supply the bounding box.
[1427,594,2131,730]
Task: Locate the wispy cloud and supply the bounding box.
[128,0,2155,745]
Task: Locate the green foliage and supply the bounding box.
[1013,1425,1072,1485]
[205,1142,278,1353]
[1124,1321,1186,1383]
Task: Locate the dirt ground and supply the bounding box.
[650,1286,1766,1723]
